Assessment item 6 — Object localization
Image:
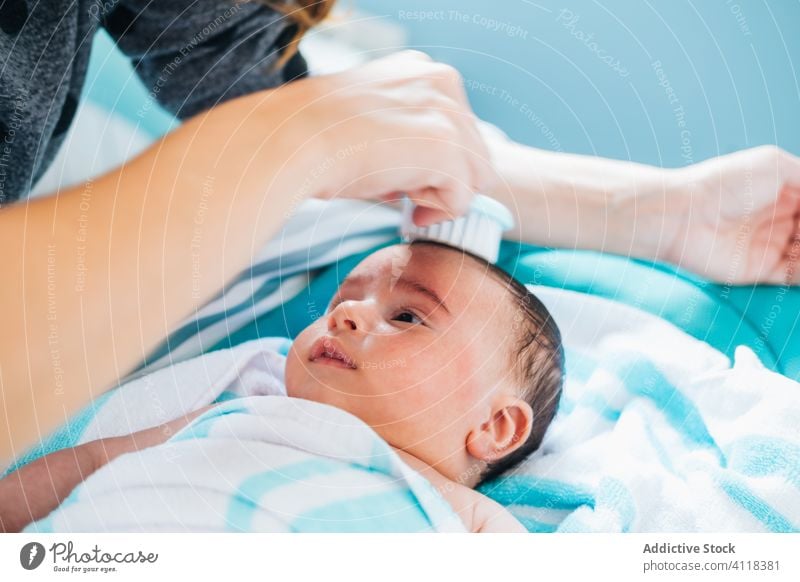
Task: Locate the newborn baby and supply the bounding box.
[0,240,564,533]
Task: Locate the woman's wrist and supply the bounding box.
[606,165,689,262]
[486,138,684,260]
[621,165,694,263]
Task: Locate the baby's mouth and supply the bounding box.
[309,337,358,370]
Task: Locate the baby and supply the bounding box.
[0,240,564,533]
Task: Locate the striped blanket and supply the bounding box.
[23,338,465,532]
[485,288,800,533]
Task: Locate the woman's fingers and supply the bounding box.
[379,191,406,204]
[412,205,450,227]
[423,61,495,192]
[335,161,474,220]
[781,186,800,282]
[780,147,800,186]
[406,185,474,227]
[303,51,494,214]
[455,116,496,193]
[378,187,473,227]
[362,51,493,193]
[409,187,452,226]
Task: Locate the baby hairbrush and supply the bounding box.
[399,194,514,264]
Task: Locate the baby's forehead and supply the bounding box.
[343,244,510,308]
[348,243,474,280]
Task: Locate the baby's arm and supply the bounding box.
[0,405,213,532]
[393,449,526,533]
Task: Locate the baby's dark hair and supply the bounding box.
[408,240,564,486]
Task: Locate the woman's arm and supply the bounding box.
[0,87,307,461]
[0,405,213,533]
[0,51,491,460]
[482,125,800,284]
[480,125,675,259]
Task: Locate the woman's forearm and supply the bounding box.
[483,134,680,259]
[0,83,316,460]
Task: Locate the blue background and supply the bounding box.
[357,0,800,165]
[86,0,800,165]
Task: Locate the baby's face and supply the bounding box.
[285,243,518,479]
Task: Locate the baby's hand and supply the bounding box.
[437,481,526,533]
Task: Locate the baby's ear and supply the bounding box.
[466,397,533,463]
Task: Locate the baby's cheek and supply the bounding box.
[283,349,304,397]
[438,345,489,398]
[407,360,464,406]
[283,329,319,395]
[435,340,475,375]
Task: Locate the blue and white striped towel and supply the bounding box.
[482,287,800,533]
[24,337,466,533]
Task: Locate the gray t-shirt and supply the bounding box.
[0,0,307,203]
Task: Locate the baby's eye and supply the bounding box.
[392,309,424,326]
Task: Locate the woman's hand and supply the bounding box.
[289,51,495,226]
[661,146,800,285]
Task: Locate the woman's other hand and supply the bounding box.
[662,145,800,285]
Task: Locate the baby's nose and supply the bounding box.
[327,300,371,333]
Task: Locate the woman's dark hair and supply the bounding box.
[260,1,337,68]
[408,240,564,486]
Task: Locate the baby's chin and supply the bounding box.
[283,358,352,410]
